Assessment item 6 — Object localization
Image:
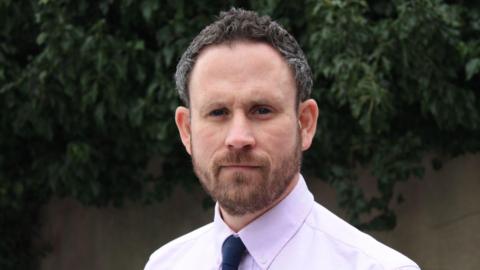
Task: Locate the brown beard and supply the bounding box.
[191,130,302,216]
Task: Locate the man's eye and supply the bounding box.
[209,108,227,117]
[254,107,272,115]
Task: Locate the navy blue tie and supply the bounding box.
[221,235,246,270]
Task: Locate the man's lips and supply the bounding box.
[220,164,261,169]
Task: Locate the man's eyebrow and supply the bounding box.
[249,98,277,105]
[246,95,287,109]
[199,101,227,113]
[198,97,282,110]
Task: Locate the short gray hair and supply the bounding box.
[174,7,313,107]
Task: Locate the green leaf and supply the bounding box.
[466,58,480,80]
[36,32,48,45]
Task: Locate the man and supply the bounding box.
[145,8,420,270]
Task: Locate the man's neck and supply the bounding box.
[220,174,300,232]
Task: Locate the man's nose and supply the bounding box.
[224,114,255,150]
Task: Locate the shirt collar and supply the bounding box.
[212,174,314,268]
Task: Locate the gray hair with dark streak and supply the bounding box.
[174,7,312,107]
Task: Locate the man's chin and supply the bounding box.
[217,169,264,184]
[218,196,267,216]
[214,184,271,216]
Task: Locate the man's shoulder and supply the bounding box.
[305,203,420,269]
[144,222,214,270]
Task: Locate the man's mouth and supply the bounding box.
[220,164,261,170]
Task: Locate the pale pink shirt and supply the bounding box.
[144,175,420,270]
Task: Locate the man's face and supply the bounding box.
[175,41,317,216]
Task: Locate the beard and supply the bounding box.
[191,130,302,216]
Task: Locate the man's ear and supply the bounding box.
[298,99,319,151]
[175,106,192,155]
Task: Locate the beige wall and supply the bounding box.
[40,154,480,270]
[372,154,480,270]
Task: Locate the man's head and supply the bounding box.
[174,8,318,217]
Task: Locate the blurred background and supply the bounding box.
[1,1,479,270]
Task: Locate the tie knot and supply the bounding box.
[221,235,246,270]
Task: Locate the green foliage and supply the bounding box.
[302,0,480,228]
[0,0,479,269]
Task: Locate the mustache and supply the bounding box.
[213,150,269,170]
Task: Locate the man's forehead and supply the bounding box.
[188,40,296,104]
[194,88,285,107]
